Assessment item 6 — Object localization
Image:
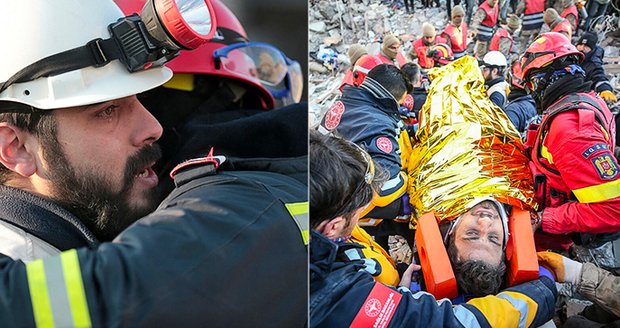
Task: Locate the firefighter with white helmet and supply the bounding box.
[480,50,509,109]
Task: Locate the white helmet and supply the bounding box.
[0,0,172,110]
[481,51,507,68]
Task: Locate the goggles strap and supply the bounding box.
[0,38,122,95]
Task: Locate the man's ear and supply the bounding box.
[317,216,347,240]
[0,124,37,177]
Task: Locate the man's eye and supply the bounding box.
[489,235,501,245]
[97,105,117,117]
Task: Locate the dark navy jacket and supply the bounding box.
[318,78,405,200]
[310,231,557,328]
[505,89,538,133]
[581,46,613,93]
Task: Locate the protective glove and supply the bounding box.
[537,251,583,284]
[600,90,617,103]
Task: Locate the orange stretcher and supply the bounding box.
[414,209,538,300]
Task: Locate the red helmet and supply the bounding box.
[352,55,383,86]
[518,32,584,81]
[428,44,454,66]
[115,0,277,109]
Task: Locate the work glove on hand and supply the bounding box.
[600,90,617,103]
[537,251,583,284]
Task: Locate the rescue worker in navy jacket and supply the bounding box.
[0,0,308,326]
[575,32,618,104]
[318,64,413,251]
[309,131,558,328]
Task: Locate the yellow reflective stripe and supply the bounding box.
[26,259,54,328]
[541,145,554,164]
[371,172,407,207]
[25,250,92,328]
[499,291,538,327]
[572,178,620,203]
[602,126,609,141]
[61,250,92,328]
[285,202,309,245]
[466,294,521,327]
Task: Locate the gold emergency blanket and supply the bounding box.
[405,56,537,226]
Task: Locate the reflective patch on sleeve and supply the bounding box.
[26,249,92,328]
[285,202,309,245]
[591,153,619,180]
[453,305,483,328]
[466,294,522,327]
[497,291,537,328]
[572,178,620,203]
[350,283,402,328]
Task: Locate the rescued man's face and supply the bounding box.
[451,201,504,266]
[42,95,163,241]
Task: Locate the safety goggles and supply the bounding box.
[213,42,303,104]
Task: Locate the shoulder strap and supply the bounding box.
[536,93,610,174]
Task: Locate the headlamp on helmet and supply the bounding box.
[0,0,217,96]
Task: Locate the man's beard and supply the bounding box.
[42,137,162,242]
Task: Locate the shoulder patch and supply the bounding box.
[323,101,345,130]
[376,137,393,153]
[591,153,619,180]
[582,143,609,158]
[402,94,414,111]
[350,283,402,328]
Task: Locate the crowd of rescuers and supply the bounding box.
[314,0,620,322]
[0,0,308,326]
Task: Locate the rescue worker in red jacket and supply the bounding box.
[543,8,573,40]
[559,0,579,32]
[516,0,545,45]
[470,0,500,58]
[440,5,468,59]
[378,34,408,68]
[411,23,447,69]
[489,14,521,63]
[340,44,370,91]
[518,32,620,252]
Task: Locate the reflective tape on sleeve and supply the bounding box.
[572,178,620,203]
[285,202,309,245]
[26,249,92,328]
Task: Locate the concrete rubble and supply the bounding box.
[309,0,620,129]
